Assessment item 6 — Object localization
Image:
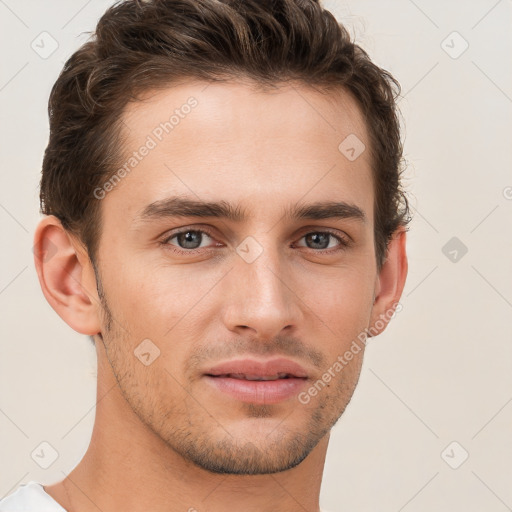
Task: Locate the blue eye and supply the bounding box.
[165,229,214,250]
[161,228,350,256]
[297,232,348,250]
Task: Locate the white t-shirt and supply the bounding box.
[0,481,332,511]
[0,481,67,511]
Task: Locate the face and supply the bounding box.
[92,80,380,475]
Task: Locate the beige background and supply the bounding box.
[1,1,511,510]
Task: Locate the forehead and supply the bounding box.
[105,79,374,225]
[123,79,369,148]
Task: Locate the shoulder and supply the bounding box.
[0,481,67,511]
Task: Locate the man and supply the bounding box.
[0,0,409,510]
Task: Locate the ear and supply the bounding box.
[33,215,102,335]
[368,226,408,337]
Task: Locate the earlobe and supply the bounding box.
[33,215,102,335]
[368,227,408,337]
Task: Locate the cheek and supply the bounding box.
[309,269,374,335]
[101,262,219,369]
[102,257,195,325]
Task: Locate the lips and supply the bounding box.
[203,358,309,404]
[212,372,294,381]
[205,358,308,379]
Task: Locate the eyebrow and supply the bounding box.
[135,197,366,224]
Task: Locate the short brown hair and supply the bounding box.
[40,0,410,271]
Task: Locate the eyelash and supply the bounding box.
[160,227,351,256]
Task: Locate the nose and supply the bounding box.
[221,244,303,340]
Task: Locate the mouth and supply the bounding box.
[203,358,309,404]
[206,372,301,381]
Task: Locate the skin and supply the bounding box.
[34,79,407,512]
